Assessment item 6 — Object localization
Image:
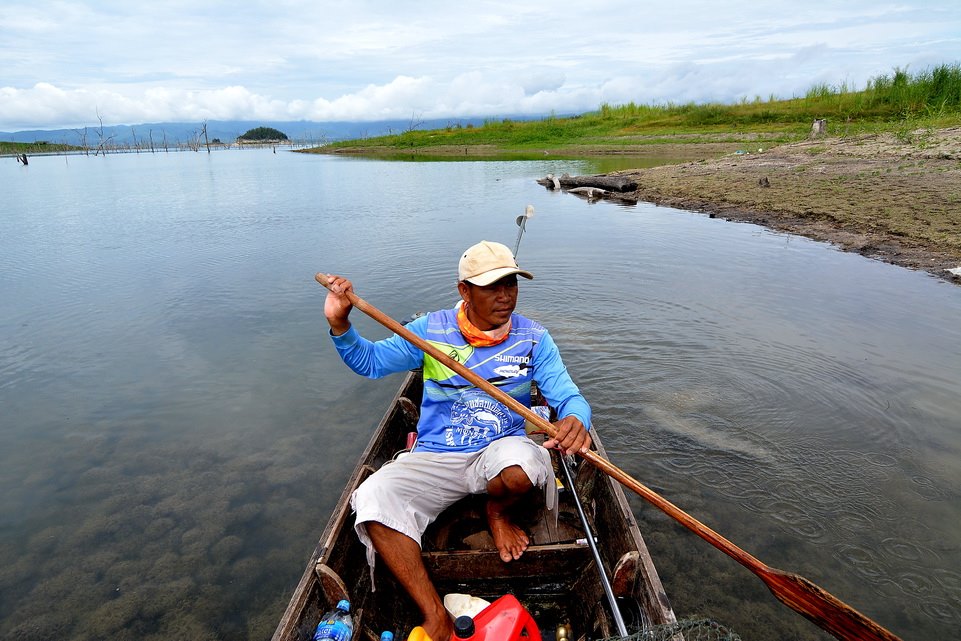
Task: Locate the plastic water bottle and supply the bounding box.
[379,633,394,641]
[312,599,353,641]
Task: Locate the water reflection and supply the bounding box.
[1,150,959,641]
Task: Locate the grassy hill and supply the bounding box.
[306,63,961,157]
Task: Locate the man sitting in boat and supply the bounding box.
[323,240,592,641]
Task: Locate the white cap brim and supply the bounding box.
[463,266,534,286]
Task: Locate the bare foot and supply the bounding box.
[486,501,529,562]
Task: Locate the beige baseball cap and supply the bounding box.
[458,240,534,286]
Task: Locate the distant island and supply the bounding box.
[237,126,289,142]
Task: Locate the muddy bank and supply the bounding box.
[610,127,961,284]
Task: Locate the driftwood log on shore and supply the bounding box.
[536,173,639,204]
[536,173,637,192]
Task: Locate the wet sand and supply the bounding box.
[609,127,961,284]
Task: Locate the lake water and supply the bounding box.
[2,149,959,641]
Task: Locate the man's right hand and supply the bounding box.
[324,274,354,336]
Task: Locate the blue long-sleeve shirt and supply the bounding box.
[331,308,591,453]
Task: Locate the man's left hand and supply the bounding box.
[544,416,591,455]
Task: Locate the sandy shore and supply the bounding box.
[609,127,961,284]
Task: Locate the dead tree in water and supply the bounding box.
[94,111,115,156]
[201,121,211,153]
[73,127,90,155]
[16,153,28,165]
[186,129,201,151]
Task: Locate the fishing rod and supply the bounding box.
[558,452,629,637]
[513,214,629,635]
[512,205,534,257]
[511,199,629,632]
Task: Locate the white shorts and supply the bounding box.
[350,435,556,582]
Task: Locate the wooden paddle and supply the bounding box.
[315,273,903,641]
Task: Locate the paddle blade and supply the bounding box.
[763,569,902,641]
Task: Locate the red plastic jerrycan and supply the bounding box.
[451,594,541,641]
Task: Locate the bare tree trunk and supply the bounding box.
[407,112,424,133]
[188,128,201,152]
[202,121,211,153]
[94,111,115,156]
[74,127,90,155]
[95,113,105,156]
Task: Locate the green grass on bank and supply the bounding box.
[1,140,83,155]
[312,63,961,153]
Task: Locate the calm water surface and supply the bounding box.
[1,150,959,641]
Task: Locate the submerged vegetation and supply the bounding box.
[309,63,961,155]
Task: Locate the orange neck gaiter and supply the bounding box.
[456,302,511,347]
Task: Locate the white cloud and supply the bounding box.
[1,0,959,131]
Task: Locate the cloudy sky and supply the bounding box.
[1,1,959,132]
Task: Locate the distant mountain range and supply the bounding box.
[0,116,543,146]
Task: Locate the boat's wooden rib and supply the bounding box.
[272,371,676,641]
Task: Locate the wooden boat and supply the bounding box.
[273,371,677,641]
